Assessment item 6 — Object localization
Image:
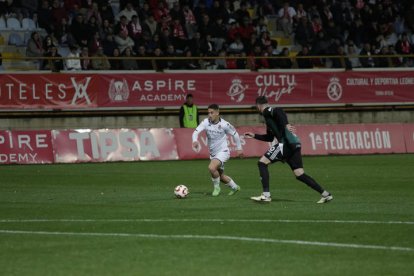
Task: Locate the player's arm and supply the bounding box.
[286,124,296,134]
[233,131,244,158]
[191,120,205,151]
[225,123,243,157]
[275,108,301,144]
[244,131,274,142]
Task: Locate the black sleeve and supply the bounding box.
[179,106,184,127]
[253,126,274,142]
[254,133,274,142]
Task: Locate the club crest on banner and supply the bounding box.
[227,78,248,102]
[108,79,130,102]
[327,76,342,101]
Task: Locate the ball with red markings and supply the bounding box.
[174,185,189,198]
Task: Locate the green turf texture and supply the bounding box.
[1,154,413,276]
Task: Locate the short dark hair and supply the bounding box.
[186,94,193,99]
[255,96,268,105]
[208,104,219,110]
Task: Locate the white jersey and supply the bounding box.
[192,117,242,157]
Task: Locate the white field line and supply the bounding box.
[0,229,412,252]
[0,219,413,225]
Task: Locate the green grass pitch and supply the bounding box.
[1,154,413,276]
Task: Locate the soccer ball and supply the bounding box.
[174,185,189,198]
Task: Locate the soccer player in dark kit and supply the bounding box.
[244,96,333,203]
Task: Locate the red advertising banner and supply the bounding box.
[402,124,414,153]
[296,124,406,155]
[0,130,54,164]
[0,73,98,109]
[0,124,411,165]
[1,71,414,110]
[53,128,178,163]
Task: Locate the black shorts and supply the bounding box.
[264,143,303,170]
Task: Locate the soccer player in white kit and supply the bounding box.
[192,104,243,196]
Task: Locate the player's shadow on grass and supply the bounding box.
[192,191,213,197]
[246,197,295,202]
[191,192,296,202]
[270,198,295,202]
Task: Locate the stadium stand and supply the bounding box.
[0,1,412,71]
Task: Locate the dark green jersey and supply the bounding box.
[262,106,301,144]
[254,106,301,156]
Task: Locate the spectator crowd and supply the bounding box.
[1,0,414,71]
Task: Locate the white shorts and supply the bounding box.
[210,150,230,171]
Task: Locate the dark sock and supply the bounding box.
[296,173,324,194]
[258,162,270,192]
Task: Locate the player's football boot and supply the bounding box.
[317,194,333,204]
[212,186,221,196]
[250,194,272,202]
[228,185,240,196]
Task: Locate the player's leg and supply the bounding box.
[258,155,272,194]
[219,170,241,196]
[287,149,333,203]
[214,151,240,196]
[251,144,283,202]
[208,158,222,196]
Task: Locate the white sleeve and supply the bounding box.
[192,120,206,142]
[232,131,242,150]
[224,122,242,150]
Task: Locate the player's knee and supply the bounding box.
[208,164,217,174]
[294,168,304,178]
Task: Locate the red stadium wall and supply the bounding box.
[1,124,413,165]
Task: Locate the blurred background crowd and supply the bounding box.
[0,0,413,71]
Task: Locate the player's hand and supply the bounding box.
[236,150,244,158]
[244,132,255,138]
[192,141,201,152]
[286,124,297,134]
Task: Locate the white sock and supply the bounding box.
[212,177,220,188]
[227,179,238,189]
[322,191,330,197]
[263,192,271,197]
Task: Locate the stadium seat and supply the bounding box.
[8,32,24,46]
[266,16,278,36]
[272,36,293,46]
[22,18,36,30]
[6,17,22,30]
[23,32,31,45]
[289,51,298,58]
[247,8,255,18]
[0,17,6,30]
